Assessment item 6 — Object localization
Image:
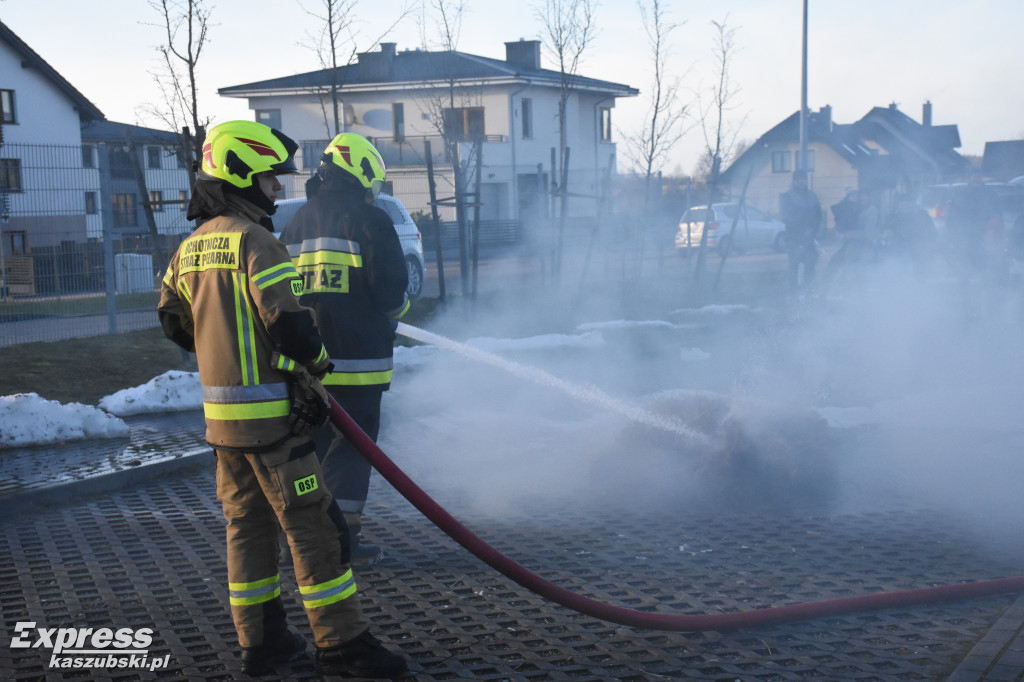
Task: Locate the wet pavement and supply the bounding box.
[1,411,1023,681]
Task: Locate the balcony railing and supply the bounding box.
[366,134,506,168]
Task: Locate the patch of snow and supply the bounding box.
[465,331,604,353]
[680,347,711,362]
[576,319,676,332]
[0,393,129,449]
[99,370,203,416]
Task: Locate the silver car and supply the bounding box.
[676,202,787,256]
[374,193,426,299]
[273,194,426,299]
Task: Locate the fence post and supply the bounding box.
[424,140,446,302]
[97,142,117,333]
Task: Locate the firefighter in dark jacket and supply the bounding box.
[157,121,406,679]
[280,133,410,565]
[780,168,823,291]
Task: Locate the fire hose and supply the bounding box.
[327,394,1024,631]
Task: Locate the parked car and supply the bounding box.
[922,181,1024,239]
[676,202,786,256]
[375,193,426,300]
[272,193,426,299]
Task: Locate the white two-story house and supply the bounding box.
[218,40,637,223]
[1,20,190,296]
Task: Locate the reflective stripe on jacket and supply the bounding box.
[158,195,326,450]
[279,181,409,391]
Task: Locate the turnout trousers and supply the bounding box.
[215,437,368,648]
[312,388,383,515]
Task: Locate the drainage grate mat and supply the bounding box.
[1,468,1022,681]
[0,411,208,497]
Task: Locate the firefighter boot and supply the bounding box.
[315,630,408,678]
[343,512,384,565]
[240,597,307,676]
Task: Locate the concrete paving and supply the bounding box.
[1,411,1023,681]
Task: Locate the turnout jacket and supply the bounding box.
[158,194,329,450]
[279,178,410,391]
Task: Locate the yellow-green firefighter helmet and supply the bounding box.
[322,133,386,197]
[199,120,299,188]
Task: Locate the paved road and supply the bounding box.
[0,308,159,347]
[1,412,1022,681]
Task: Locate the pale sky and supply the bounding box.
[2,0,1021,175]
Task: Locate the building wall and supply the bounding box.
[2,39,93,249]
[733,143,859,229]
[229,79,624,220]
[0,40,84,146]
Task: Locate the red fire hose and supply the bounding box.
[328,395,1024,631]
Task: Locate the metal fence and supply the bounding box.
[0,142,193,346]
[0,141,680,347]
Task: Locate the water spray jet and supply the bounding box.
[396,322,711,445]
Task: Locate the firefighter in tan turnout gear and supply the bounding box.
[157,121,407,678]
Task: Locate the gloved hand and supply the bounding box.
[271,352,331,437]
[308,347,334,380]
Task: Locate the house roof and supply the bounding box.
[721,104,970,187]
[0,20,105,122]
[219,46,638,98]
[81,120,181,146]
[982,140,1024,180]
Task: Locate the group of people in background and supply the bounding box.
[778,167,1016,294]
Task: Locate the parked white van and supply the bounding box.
[272,194,426,299]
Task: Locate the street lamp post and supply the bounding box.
[798,0,809,172]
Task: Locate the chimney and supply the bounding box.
[358,42,397,80]
[505,39,541,71]
[923,100,932,127]
[818,105,833,132]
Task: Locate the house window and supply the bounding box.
[393,103,405,141]
[0,158,22,192]
[147,146,162,169]
[303,140,330,170]
[443,107,485,140]
[0,90,15,124]
[794,149,816,171]
[599,108,612,142]
[85,191,98,215]
[3,231,26,256]
[110,146,134,179]
[112,193,136,228]
[82,145,96,168]
[179,190,188,211]
[149,190,164,212]
[771,151,791,173]
[521,98,533,139]
[256,109,282,129]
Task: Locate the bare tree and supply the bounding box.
[416,0,487,296]
[694,16,743,191]
[417,0,464,51]
[535,0,598,282]
[691,16,744,285]
[142,0,213,164]
[299,0,412,138]
[535,0,598,194]
[619,0,689,278]
[624,0,688,185]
